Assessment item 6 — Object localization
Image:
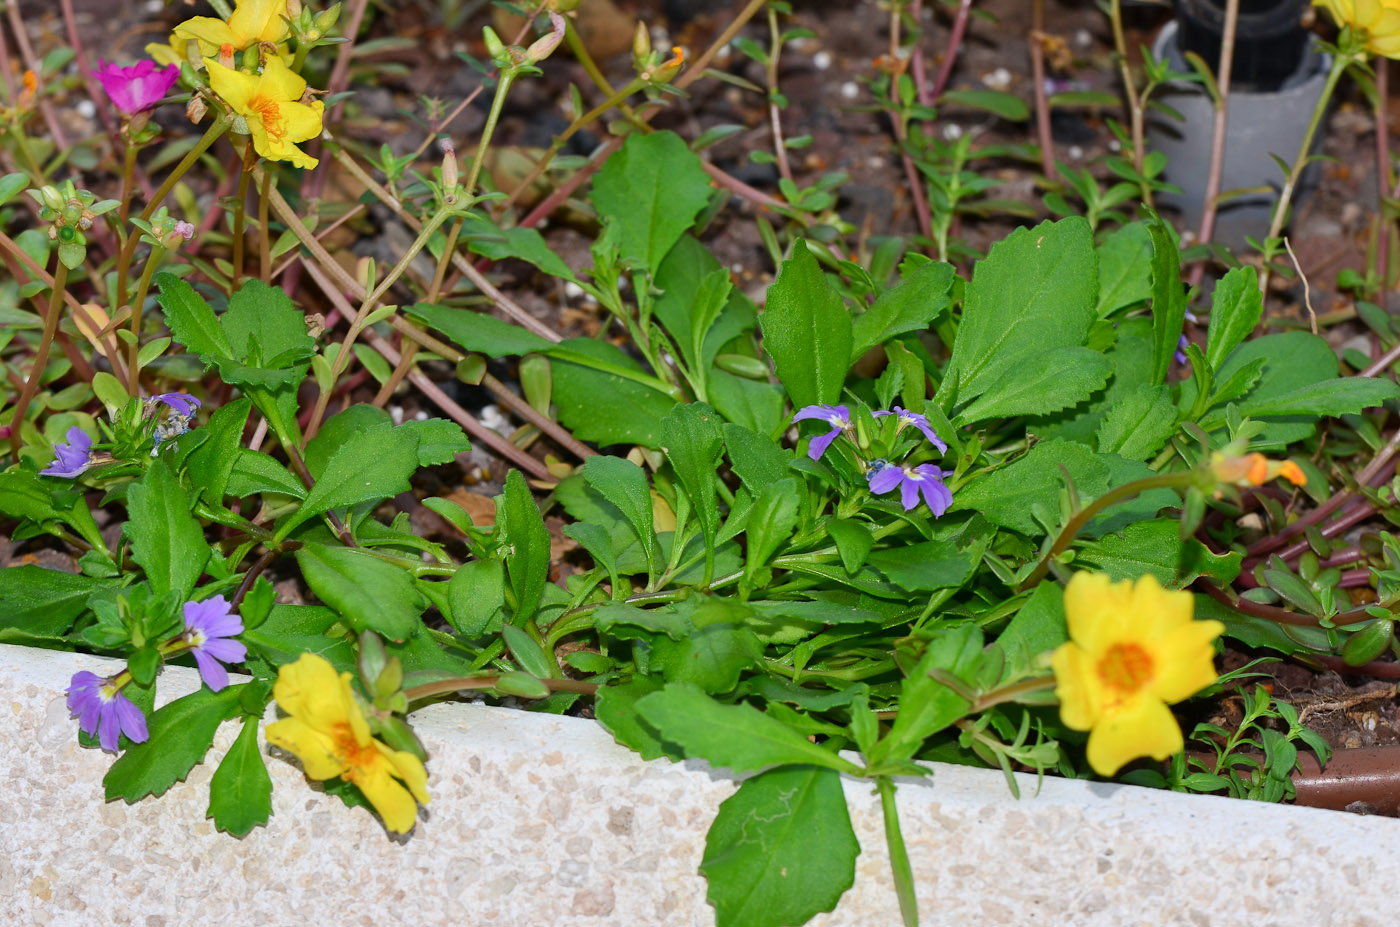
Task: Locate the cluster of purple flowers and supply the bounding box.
[793,403,954,517]
[65,595,246,753]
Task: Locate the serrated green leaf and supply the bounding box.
[952,439,1110,535]
[1076,518,1241,587]
[295,544,425,641]
[654,621,763,693]
[590,130,711,271]
[1096,384,1177,460]
[105,684,244,802]
[1236,376,1400,418]
[1147,217,1186,385]
[400,418,470,466]
[207,714,273,836]
[1204,266,1262,371]
[583,455,657,574]
[0,566,111,638]
[850,260,955,358]
[126,459,209,601]
[276,424,419,540]
[760,240,853,409]
[661,402,725,577]
[868,624,982,767]
[226,448,306,499]
[701,766,860,927]
[954,344,1111,424]
[635,682,862,774]
[937,217,1097,416]
[154,273,233,359]
[185,398,251,506]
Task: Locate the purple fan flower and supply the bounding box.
[792,404,850,460]
[150,392,201,417]
[873,406,947,453]
[66,670,149,752]
[94,59,179,115]
[867,460,954,516]
[41,426,94,478]
[182,595,246,692]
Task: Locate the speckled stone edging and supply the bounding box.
[3,642,1399,926]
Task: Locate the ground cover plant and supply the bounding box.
[6,0,1400,923]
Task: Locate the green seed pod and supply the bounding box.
[57,225,76,242]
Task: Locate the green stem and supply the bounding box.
[232,156,251,290]
[126,244,166,394]
[258,165,272,282]
[463,73,513,197]
[877,777,920,927]
[1107,0,1150,206]
[1020,472,1196,590]
[118,136,137,224]
[9,261,69,460]
[116,119,227,311]
[404,675,597,702]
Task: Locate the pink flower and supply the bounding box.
[94,59,179,115]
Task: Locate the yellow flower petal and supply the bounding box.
[378,741,431,805]
[146,41,183,68]
[174,17,238,58]
[256,55,307,103]
[1085,694,1183,777]
[265,716,347,780]
[1146,619,1225,703]
[205,58,257,113]
[351,752,423,834]
[1051,641,1102,732]
[228,0,291,46]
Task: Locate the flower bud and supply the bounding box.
[631,20,651,60]
[314,3,342,34]
[525,11,567,63]
[482,25,509,66]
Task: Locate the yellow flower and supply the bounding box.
[1051,572,1224,777]
[205,57,324,169]
[1317,0,1400,58]
[265,653,429,834]
[173,0,290,60]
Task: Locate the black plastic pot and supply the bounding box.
[1175,0,1311,92]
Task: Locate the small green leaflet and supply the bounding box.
[207,715,273,836]
[105,684,245,802]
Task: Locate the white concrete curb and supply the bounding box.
[2,642,1398,926]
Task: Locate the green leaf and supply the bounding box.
[826,518,874,573]
[1234,376,1400,418]
[937,217,1097,416]
[760,241,853,409]
[241,604,356,671]
[550,338,677,448]
[661,403,725,575]
[207,714,273,836]
[502,624,555,678]
[0,566,111,638]
[407,303,555,358]
[277,423,419,540]
[868,624,983,768]
[954,345,1111,424]
[226,449,306,498]
[445,558,506,636]
[460,214,576,280]
[1204,266,1262,371]
[221,279,315,368]
[998,581,1067,677]
[0,469,58,523]
[724,423,792,490]
[1147,217,1186,386]
[154,274,232,359]
[0,172,29,207]
[583,455,657,573]
[594,677,677,761]
[304,404,391,477]
[185,398,251,506]
[701,766,860,927]
[295,544,426,641]
[708,369,785,435]
[125,459,209,601]
[1076,518,1241,587]
[653,236,757,373]
[866,539,975,591]
[1096,385,1177,460]
[105,684,244,801]
[654,621,763,693]
[743,479,801,587]
[589,130,712,271]
[400,418,470,466]
[1095,221,1153,317]
[939,88,1030,120]
[952,439,1109,536]
[850,260,955,358]
[499,470,550,624]
[635,682,863,774]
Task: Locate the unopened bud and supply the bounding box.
[631,20,651,60]
[441,138,458,192]
[482,25,508,65]
[525,11,567,63]
[314,3,342,34]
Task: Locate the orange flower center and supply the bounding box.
[331,721,379,777]
[1097,642,1153,695]
[248,94,285,141]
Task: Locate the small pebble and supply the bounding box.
[1108,139,1122,152]
[840,81,859,100]
[983,67,1012,91]
[144,0,161,11]
[868,156,885,169]
[563,281,584,299]
[413,410,428,422]
[389,405,405,425]
[75,100,96,119]
[942,123,963,141]
[1074,28,1093,48]
[479,404,512,437]
[1068,145,1083,160]
[813,50,832,71]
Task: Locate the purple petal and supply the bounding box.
[905,415,947,453]
[806,425,842,461]
[792,404,849,426]
[41,427,94,478]
[919,478,954,517]
[200,637,247,664]
[97,702,122,752]
[113,696,148,745]
[153,392,201,417]
[192,650,231,692]
[183,595,238,637]
[898,475,922,510]
[868,467,904,495]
